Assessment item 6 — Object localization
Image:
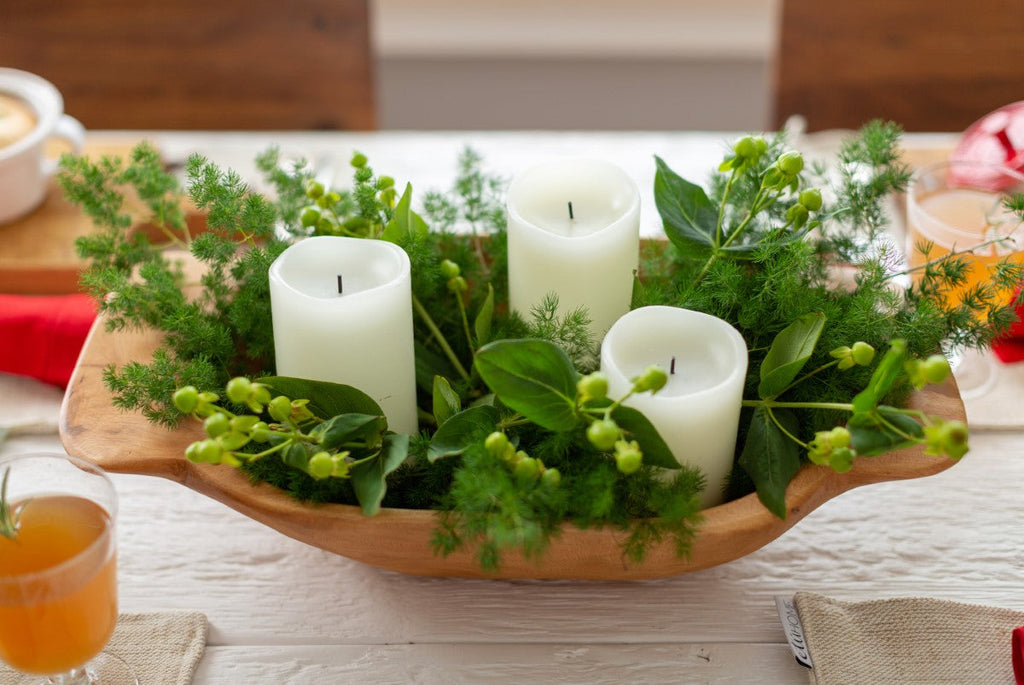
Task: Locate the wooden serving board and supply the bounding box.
[0,138,141,294]
[58,315,966,580]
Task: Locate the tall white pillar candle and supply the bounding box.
[269,236,418,434]
[506,158,640,341]
[600,306,748,508]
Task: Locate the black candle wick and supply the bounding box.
[568,201,575,220]
[337,274,344,294]
[670,356,676,375]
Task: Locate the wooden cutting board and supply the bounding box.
[0,138,141,294]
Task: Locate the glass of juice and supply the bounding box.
[906,160,1024,397]
[0,453,137,684]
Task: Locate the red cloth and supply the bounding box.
[0,294,97,388]
[1013,626,1024,685]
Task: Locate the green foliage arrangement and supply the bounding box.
[57,122,1021,570]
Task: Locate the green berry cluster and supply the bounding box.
[719,135,769,173]
[829,341,877,370]
[484,431,561,488]
[807,426,856,472]
[904,354,951,389]
[299,152,396,237]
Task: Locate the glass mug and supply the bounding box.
[0,453,136,684]
[905,160,1024,396]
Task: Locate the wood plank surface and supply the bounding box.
[0,138,142,294]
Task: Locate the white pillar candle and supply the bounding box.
[506,158,640,341]
[600,306,748,508]
[269,236,418,434]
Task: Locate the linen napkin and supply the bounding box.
[793,592,1024,685]
[0,611,208,685]
[0,293,96,388]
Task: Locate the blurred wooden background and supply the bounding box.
[0,0,375,130]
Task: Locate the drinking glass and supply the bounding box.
[906,160,1024,398]
[0,453,136,684]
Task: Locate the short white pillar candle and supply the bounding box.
[269,236,418,434]
[506,158,640,342]
[600,306,748,508]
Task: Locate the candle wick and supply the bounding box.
[670,356,676,375]
[568,201,575,221]
[337,274,344,295]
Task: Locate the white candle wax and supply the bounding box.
[269,236,418,434]
[600,306,748,508]
[506,158,640,341]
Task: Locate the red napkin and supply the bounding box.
[0,293,97,388]
[1013,626,1024,684]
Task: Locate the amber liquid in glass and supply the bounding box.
[907,187,1021,309]
[0,495,117,675]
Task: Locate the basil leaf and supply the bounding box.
[309,413,386,451]
[653,155,717,254]
[758,312,826,399]
[848,406,923,457]
[474,339,580,432]
[381,183,429,243]
[257,376,382,420]
[738,407,801,519]
[473,283,495,347]
[432,375,462,428]
[428,405,501,462]
[350,433,409,516]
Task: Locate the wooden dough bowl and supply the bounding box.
[60,317,966,581]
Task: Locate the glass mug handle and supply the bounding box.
[41,113,86,177]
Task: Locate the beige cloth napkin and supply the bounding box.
[0,611,208,685]
[795,592,1024,684]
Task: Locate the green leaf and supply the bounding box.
[758,312,826,399]
[428,405,501,462]
[473,283,495,347]
[653,155,717,254]
[852,340,908,413]
[350,433,410,516]
[738,407,801,519]
[281,442,314,473]
[257,376,382,422]
[309,413,386,451]
[474,339,580,432]
[432,375,461,427]
[848,406,923,457]
[609,405,681,470]
[381,183,429,243]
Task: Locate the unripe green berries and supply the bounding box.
[447,276,468,294]
[614,440,643,475]
[777,151,804,175]
[250,421,272,443]
[350,152,368,168]
[851,341,876,366]
[786,203,810,229]
[922,354,951,384]
[924,420,969,459]
[305,180,325,200]
[225,377,252,404]
[268,395,293,423]
[542,468,562,488]
[173,386,200,414]
[586,419,620,451]
[577,372,608,401]
[514,456,540,483]
[485,432,510,458]
[300,206,321,228]
[440,259,461,279]
[195,439,223,464]
[203,412,231,438]
[633,365,668,394]
[798,188,823,212]
[376,176,395,190]
[734,136,757,158]
[308,452,335,480]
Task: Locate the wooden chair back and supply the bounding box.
[0,0,375,130]
[772,0,1024,132]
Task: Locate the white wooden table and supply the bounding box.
[5,130,1023,684]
